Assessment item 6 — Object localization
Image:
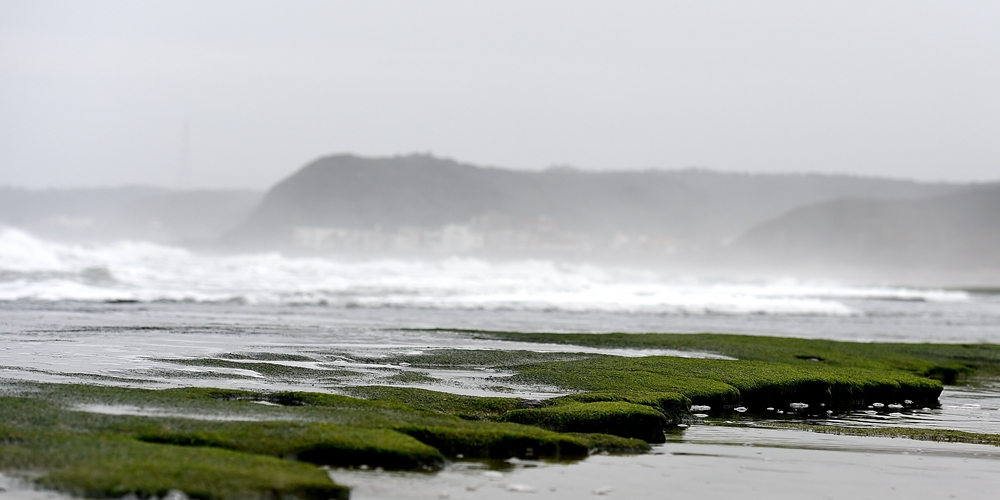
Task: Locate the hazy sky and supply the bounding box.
[1,1,998,189]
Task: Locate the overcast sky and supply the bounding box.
[1,1,998,189]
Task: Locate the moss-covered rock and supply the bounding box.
[510,355,942,411]
[500,402,668,443]
[553,391,690,423]
[344,386,525,420]
[394,423,590,459]
[564,432,651,454]
[475,331,1000,382]
[137,422,446,470]
[0,428,348,500]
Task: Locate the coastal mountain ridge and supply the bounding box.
[3,153,997,283]
[231,153,964,253]
[730,183,1000,270]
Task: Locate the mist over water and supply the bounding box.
[0,227,972,315]
[3,231,1000,500]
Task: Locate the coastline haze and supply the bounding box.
[2,1,999,189]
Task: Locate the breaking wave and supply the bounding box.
[0,228,969,315]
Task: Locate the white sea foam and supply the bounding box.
[0,228,969,316]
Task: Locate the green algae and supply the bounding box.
[380,370,440,384]
[562,432,651,454]
[347,349,584,369]
[332,338,949,412]
[137,422,446,470]
[750,422,1000,447]
[218,352,318,362]
[0,381,637,498]
[552,391,690,422]
[472,331,1000,383]
[0,427,348,500]
[499,402,668,443]
[342,387,681,444]
[343,386,525,420]
[394,423,589,459]
[510,355,941,410]
[155,358,353,380]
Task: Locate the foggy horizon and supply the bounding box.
[3,1,999,189]
[4,151,997,192]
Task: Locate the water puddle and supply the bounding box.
[69,404,296,422]
[0,327,729,396]
[0,474,75,500]
[791,385,1000,435]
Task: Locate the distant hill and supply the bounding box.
[0,186,262,245]
[729,184,1000,271]
[231,154,961,255]
[9,154,994,284]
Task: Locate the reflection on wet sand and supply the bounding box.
[330,427,1000,499]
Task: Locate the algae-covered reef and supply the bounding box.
[473,331,1000,383]
[0,383,642,500]
[360,342,947,413]
[471,331,1000,411]
[3,333,997,499]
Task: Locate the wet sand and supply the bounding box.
[330,427,1000,499]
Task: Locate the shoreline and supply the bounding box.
[3,333,998,499]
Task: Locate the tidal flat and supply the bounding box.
[3,329,1000,500]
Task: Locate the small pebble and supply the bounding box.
[163,490,189,500]
[506,484,537,493]
[593,486,614,495]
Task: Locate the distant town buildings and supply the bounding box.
[292,217,678,256]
